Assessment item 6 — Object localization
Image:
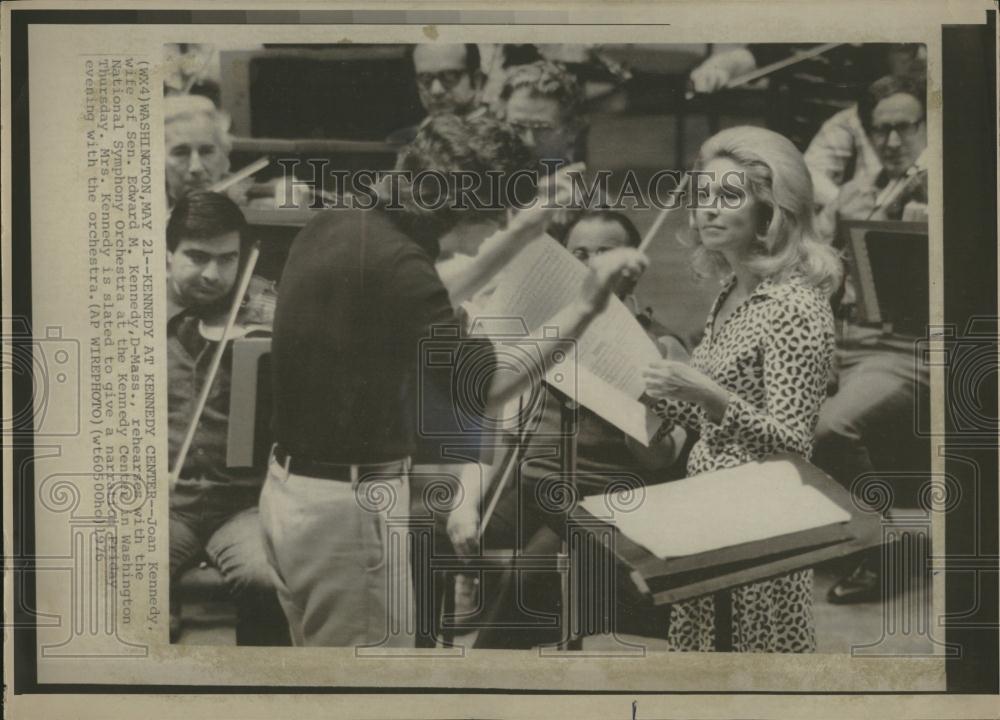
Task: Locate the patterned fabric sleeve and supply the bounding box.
[704,293,833,458]
[646,394,705,434]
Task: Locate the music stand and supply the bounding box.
[569,454,885,650]
[837,220,929,337]
[226,337,273,469]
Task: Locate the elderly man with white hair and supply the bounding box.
[164,94,233,207]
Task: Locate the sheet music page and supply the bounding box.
[479,235,584,332]
[580,459,852,557]
[474,236,662,442]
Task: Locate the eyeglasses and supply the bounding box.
[570,247,613,263]
[508,118,559,133]
[416,70,467,91]
[870,118,924,142]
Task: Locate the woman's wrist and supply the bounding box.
[701,384,730,424]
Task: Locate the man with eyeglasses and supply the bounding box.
[817,73,928,236]
[812,72,930,605]
[497,60,588,166]
[387,44,486,147]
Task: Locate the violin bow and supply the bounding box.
[169,241,262,484]
[210,156,271,194]
[867,158,927,219]
[181,46,216,95]
[686,42,844,100]
[477,394,540,540]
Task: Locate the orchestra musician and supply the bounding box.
[259,113,647,648]
[689,43,925,208]
[164,95,233,208]
[164,93,299,210]
[166,190,286,644]
[642,126,842,651]
[803,45,924,210]
[446,209,691,649]
[815,72,928,239]
[811,72,930,604]
[386,43,487,148]
[496,60,588,166]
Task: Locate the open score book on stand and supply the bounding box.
[580,458,853,558]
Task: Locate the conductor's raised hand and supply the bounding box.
[579,247,649,316]
[505,162,583,243]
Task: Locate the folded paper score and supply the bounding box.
[470,236,663,444]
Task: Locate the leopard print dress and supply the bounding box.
[650,272,836,652]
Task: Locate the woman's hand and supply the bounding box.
[579,247,649,316]
[642,359,730,423]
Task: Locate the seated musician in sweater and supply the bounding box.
[167,191,285,644]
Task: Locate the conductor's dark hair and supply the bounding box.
[563,209,642,249]
[405,43,481,74]
[390,113,534,255]
[857,72,927,132]
[166,190,249,254]
[397,112,533,204]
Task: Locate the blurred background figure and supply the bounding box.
[164,43,222,104]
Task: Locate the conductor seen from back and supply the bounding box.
[259,113,648,648]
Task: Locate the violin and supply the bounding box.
[198,274,277,341]
[172,242,265,482]
[869,159,929,221]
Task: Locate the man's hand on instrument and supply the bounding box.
[579,247,649,316]
[447,499,481,556]
[834,177,881,221]
[690,64,732,94]
[642,359,729,423]
[688,47,756,95]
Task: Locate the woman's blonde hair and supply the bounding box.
[680,125,843,295]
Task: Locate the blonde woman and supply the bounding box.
[643,126,843,652]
